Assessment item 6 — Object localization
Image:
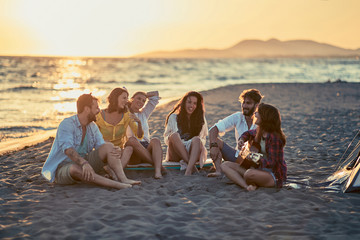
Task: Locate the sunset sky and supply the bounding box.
[1,0,359,57]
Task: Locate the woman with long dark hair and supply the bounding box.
[164,91,208,175]
[221,103,287,191]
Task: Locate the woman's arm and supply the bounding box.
[239,129,255,142]
[133,113,144,139]
[146,91,159,98]
[164,114,177,145]
[141,91,160,119]
[261,136,284,169]
[128,113,144,139]
[199,117,208,146]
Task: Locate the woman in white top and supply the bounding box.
[164,91,208,176]
[126,91,163,179]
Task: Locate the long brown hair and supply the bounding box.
[255,103,286,146]
[107,87,129,113]
[165,91,205,138]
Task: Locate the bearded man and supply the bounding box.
[42,93,140,190]
[208,89,263,177]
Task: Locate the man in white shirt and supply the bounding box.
[41,93,140,189]
[208,89,263,177]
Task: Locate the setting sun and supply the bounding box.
[1,0,360,57]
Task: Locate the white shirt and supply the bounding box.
[41,115,105,182]
[211,111,256,150]
[127,95,160,143]
[164,114,208,167]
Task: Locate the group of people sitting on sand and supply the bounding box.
[41,87,287,191]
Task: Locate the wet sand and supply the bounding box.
[1,82,360,239]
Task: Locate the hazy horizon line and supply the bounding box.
[1,38,360,59]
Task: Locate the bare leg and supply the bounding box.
[121,146,133,168]
[148,138,163,179]
[208,138,224,177]
[99,144,141,185]
[185,137,201,176]
[168,133,189,162]
[220,161,255,191]
[126,137,152,163]
[244,169,275,188]
[127,137,163,179]
[70,164,132,190]
[103,165,118,181]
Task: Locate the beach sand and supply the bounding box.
[1,82,360,239]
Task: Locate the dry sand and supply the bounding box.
[1,82,360,239]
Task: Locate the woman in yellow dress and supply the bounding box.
[96,87,144,171]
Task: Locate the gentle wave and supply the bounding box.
[0,126,57,142]
[0,56,359,142]
[121,79,164,85]
[4,85,38,92]
[0,85,66,92]
[0,126,56,132]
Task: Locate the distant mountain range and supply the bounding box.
[133,39,360,58]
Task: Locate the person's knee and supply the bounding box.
[220,161,230,172]
[191,136,201,146]
[244,169,256,181]
[169,132,180,142]
[98,142,114,158]
[150,137,161,146]
[125,136,138,147]
[69,164,83,180]
[100,142,113,150]
[169,132,180,139]
[124,145,133,154]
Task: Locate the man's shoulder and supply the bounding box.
[222,111,243,121]
[59,115,77,127]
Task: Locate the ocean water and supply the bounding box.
[0,56,359,141]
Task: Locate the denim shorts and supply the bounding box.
[221,141,237,162]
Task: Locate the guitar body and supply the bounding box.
[238,139,261,169]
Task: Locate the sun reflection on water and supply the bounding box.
[54,79,80,90]
[53,89,106,113]
[50,58,106,114]
[61,59,87,66]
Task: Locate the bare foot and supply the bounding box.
[184,170,192,176]
[154,173,163,179]
[207,171,221,177]
[246,185,257,191]
[161,167,168,175]
[116,183,132,190]
[123,179,141,185]
[103,165,119,181]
